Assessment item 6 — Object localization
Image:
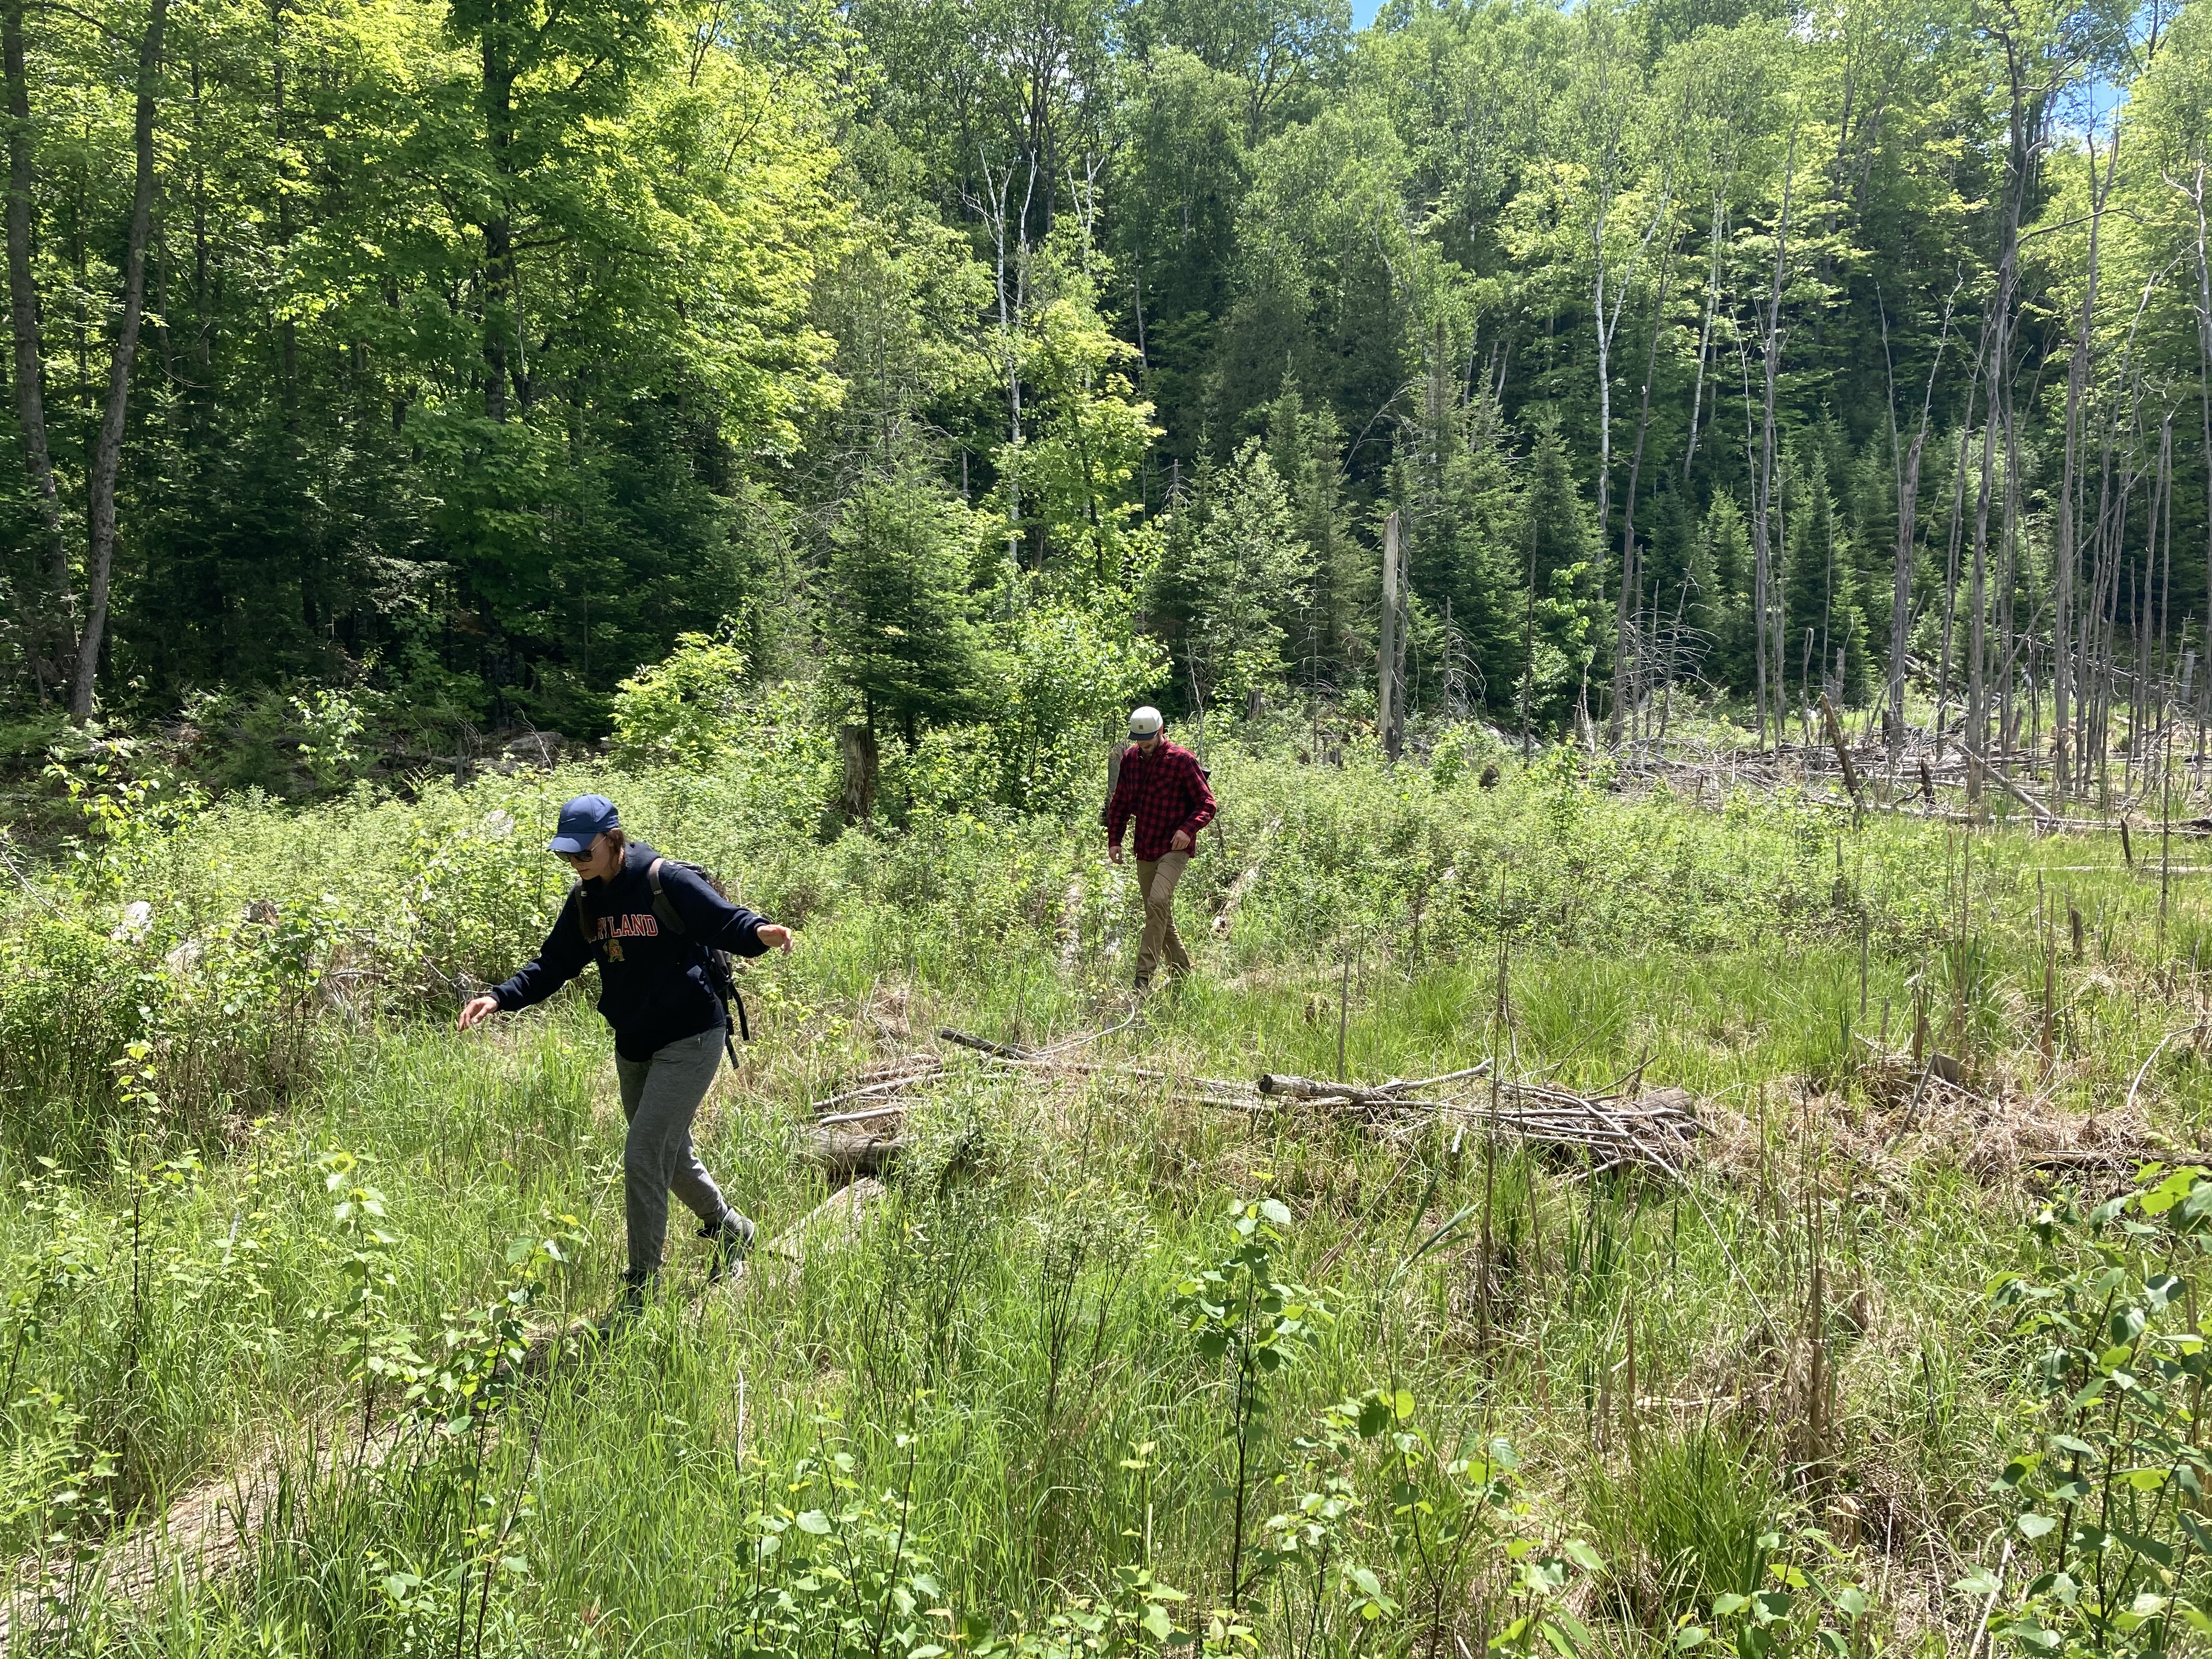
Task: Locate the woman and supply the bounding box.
[458,793,793,1317]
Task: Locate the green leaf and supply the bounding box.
[2114,1530,2175,1568]
[1953,1570,2001,1598]
[1675,1629,1709,1650]
[1141,1603,1173,1640]
[2017,1513,2057,1539]
[1260,1198,1293,1227]
[795,1510,832,1536]
[1563,1539,1604,1572]
[1538,1620,1582,1657]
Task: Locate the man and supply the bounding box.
[1105,706,1217,990]
[457,794,794,1321]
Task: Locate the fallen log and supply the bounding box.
[1256,1069,1485,1107]
[937,1026,1032,1059]
[803,1127,904,1178]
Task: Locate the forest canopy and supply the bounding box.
[3,0,2207,792]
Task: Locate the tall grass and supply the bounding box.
[6,740,2212,1653]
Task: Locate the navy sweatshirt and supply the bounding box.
[490,840,771,1060]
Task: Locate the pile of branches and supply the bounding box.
[1254,1070,1704,1176]
[801,1030,1706,1180]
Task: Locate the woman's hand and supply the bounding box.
[758,924,795,954]
[457,994,501,1032]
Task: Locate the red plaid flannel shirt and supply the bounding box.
[1107,740,1216,862]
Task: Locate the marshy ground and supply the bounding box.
[5,744,2211,1656]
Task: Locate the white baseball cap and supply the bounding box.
[1128,706,1164,738]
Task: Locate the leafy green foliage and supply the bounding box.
[1982,1165,2212,1655]
[828,477,992,742]
[1148,441,1314,715]
[611,633,753,770]
[1174,1194,1332,1607]
[1671,1527,1880,1658]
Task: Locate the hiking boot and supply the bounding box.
[702,1209,756,1284]
[592,1276,652,1339]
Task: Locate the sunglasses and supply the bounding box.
[555,840,599,864]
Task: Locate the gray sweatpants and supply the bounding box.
[613,1028,732,1284]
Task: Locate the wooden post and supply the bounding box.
[1819,692,1862,815]
[1379,511,1403,759]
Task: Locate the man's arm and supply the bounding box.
[489,890,592,1012]
[1177,753,1218,840]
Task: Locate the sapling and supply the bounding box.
[317,1149,398,1453]
[1980,1163,2212,1656]
[1172,1194,1333,1613]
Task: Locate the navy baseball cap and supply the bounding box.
[549,794,620,854]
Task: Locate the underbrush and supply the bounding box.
[6,741,2178,1171]
[9,743,2212,1654]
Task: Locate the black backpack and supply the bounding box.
[574,857,751,1061]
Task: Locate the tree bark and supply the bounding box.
[2057,140,2117,795]
[72,0,168,720]
[1884,278,1955,765]
[2,0,68,699]
[480,26,515,422]
[1683,189,1726,484]
[2187,162,2212,747]
[1378,511,1403,760]
[1962,31,2037,796]
[1751,129,1798,753]
[1610,242,1672,742]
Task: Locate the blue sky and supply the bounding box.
[1353,0,1383,22]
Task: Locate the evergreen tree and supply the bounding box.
[1266,382,1363,697]
[1147,438,1313,716]
[826,476,990,742]
[1517,420,1607,730]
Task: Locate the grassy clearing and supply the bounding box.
[8,744,2212,1655]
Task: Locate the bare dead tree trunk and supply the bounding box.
[1937,366,1979,746]
[1610,241,1674,743]
[71,0,168,721]
[2186,162,2212,709]
[2,0,69,700]
[1751,128,1798,755]
[1736,329,1768,746]
[2058,139,2119,797]
[1683,189,1727,484]
[1998,370,2021,770]
[1886,278,1959,765]
[1961,32,2038,798]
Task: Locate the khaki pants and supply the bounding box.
[1132,850,1192,983]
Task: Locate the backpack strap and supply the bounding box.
[649,857,748,1052]
[646,858,685,935]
